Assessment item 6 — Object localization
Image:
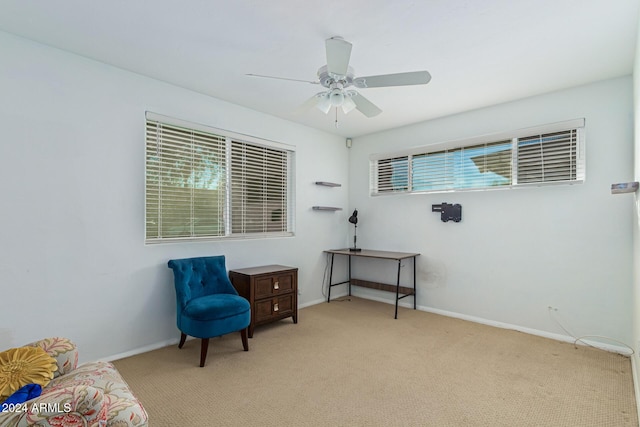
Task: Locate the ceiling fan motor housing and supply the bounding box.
[318,65,354,89]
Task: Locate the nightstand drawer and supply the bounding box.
[229,264,298,337]
[255,273,294,299]
[255,294,295,323]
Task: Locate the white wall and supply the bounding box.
[632,13,640,405]
[1,28,633,365]
[348,77,634,349]
[0,31,349,362]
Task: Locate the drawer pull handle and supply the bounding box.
[273,281,279,290]
[273,303,279,312]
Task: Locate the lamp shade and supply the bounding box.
[315,93,332,114]
[329,88,344,106]
[348,209,358,225]
[341,95,356,114]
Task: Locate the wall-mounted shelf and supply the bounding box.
[315,181,341,187]
[313,181,341,211]
[312,206,342,211]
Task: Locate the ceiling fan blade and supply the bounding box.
[351,92,382,118]
[353,70,431,88]
[295,92,331,114]
[341,95,357,114]
[246,73,319,85]
[325,37,352,76]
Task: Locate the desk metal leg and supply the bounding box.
[413,256,417,310]
[394,259,401,319]
[327,253,335,303]
[348,255,352,296]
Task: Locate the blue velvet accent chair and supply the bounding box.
[167,255,250,367]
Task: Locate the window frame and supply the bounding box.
[145,112,296,244]
[370,119,585,196]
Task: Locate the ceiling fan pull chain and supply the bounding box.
[335,108,339,128]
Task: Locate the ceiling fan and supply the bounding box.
[247,36,431,118]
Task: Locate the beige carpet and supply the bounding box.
[113,297,637,426]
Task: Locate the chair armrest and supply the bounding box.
[0,385,106,427]
[26,337,78,378]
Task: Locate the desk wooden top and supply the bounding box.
[325,248,420,260]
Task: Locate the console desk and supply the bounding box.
[324,249,419,319]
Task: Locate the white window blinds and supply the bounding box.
[374,156,409,193]
[411,140,512,191]
[516,129,579,184]
[370,119,584,195]
[145,113,294,242]
[145,121,226,240]
[230,141,289,235]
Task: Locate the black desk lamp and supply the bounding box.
[348,209,362,252]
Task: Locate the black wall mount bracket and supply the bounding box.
[432,203,462,223]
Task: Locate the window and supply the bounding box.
[370,119,584,195]
[145,113,295,242]
[230,141,289,235]
[376,156,409,193]
[516,130,578,183]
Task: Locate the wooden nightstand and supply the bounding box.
[229,265,298,338]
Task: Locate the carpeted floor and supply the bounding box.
[113,297,638,426]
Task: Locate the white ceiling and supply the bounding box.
[1,0,638,137]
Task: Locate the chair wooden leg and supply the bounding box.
[241,328,249,351]
[178,333,187,349]
[199,338,209,367]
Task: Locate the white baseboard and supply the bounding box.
[102,294,633,364]
[299,297,328,309]
[421,305,632,355]
[353,293,633,356]
[102,337,180,362]
[104,296,345,362]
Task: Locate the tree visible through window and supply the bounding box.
[145,114,294,242]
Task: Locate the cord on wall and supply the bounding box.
[547,306,634,355]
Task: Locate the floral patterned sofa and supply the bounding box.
[0,337,148,427]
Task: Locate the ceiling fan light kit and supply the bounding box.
[329,87,344,106]
[249,36,431,121]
